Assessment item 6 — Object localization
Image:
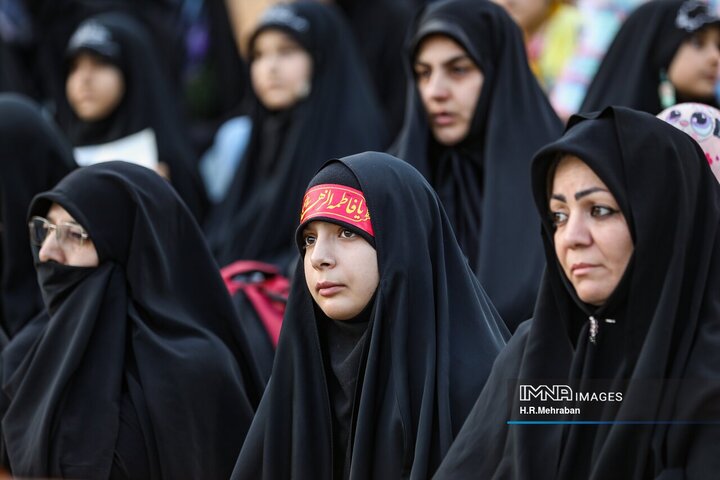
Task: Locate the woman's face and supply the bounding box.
[36,203,99,267]
[549,156,633,306]
[414,34,484,146]
[302,221,379,320]
[66,52,125,121]
[251,29,313,111]
[668,26,720,100]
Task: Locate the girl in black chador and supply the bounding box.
[393,0,563,332]
[232,152,509,479]
[435,106,720,479]
[1,162,264,479]
[581,0,720,114]
[60,13,208,221]
[204,2,386,272]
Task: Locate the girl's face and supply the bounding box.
[35,203,99,267]
[668,26,720,100]
[302,221,379,321]
[66,52,125,121]
[414,35,484,147]
[251,29,313,111]
[549,156,634,306]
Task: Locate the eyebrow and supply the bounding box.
[414,54,472,68]
[550,187,610,203]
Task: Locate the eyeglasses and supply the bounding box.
[28,216,90,249]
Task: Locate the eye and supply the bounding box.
[414,66,431,81]
[691,112,713,138]
[550,211,568,226]
[303,234,316,247]
[340,229,356,239]
[449,63,474,78]
[63,224,88,245]
[590,205,618,218]
[666,110,681,122]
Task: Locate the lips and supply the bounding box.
[431,112,455,127]
[570,263,598,275]
[316,281,344,297]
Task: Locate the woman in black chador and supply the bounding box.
[0,94,76,342]
[393,0,562,332]
[434,106,720,479]
[1,162,264,479]
[204,2,386,272]
[581,0,720,114]
[59,12,208,221]
[231,152,509,479]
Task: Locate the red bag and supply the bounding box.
[220,260,289,347]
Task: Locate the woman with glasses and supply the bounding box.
[1,162,264,479]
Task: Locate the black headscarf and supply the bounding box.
[2,162,264,479]
[0,93,75,340]
[59,12,208,222]
[334,0,416,143]
[392,0,562,331]
[231,152,509,480]
[204,2,386,272]
[434,106,720,479]
[581,0,720,114]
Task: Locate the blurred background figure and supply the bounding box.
[204,2,385,273]
[0,94,75,344]
[581,0,720,114]
[59,13,209,222]
[392,0,562,331]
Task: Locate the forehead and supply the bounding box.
[254,29,301,49]
[552,155,608,191]
[415,34,469,63]
[46,202,79,224]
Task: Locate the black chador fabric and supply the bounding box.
[392,0,562,332]
[0,94,75,340]
[581,0,720,114]
[434,107,720,479]
[334,0,415,143]
[204,2,386,271]
[231,152,509,480]
[59,13,208,221]
[1,162,264,479]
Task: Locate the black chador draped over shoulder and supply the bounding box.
[0,94,75,340]
[59,12,208,221]
[434,107,720,479]
[204,2,386,271]
[1,162,264,479]
[231,152,509,480]
[392,0,562,331]
[581,0,720,114]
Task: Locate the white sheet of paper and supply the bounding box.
[74,128,159,170]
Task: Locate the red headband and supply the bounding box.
[299,184,374,237]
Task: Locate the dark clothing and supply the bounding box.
[581,0,720,114]
[2,162,264,479]
[204,2,386,272]
[232,152,509,479]
[60,13,208,222]
[392,0,562,332]
[0,94,75,339]
[434,106,720,479]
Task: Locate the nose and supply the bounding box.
[309,235,336,270]
[558,212,592,249]
[38,234,66,264]
[425,71,450,101]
